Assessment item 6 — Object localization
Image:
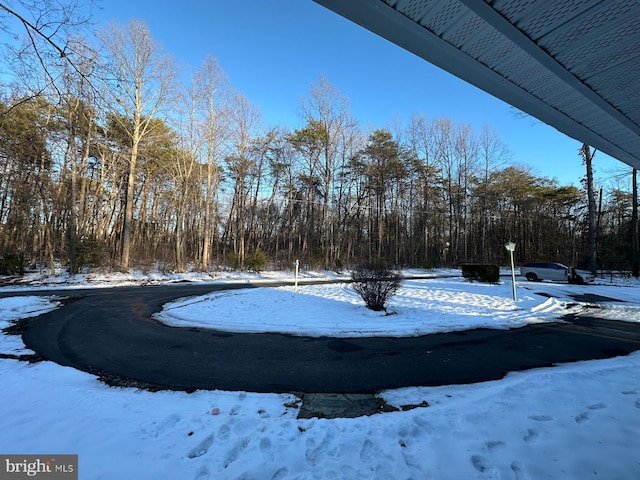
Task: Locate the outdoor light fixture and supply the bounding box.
[504,241,517,301]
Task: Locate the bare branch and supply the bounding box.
[0,0,98,112]
[0,2,68,58]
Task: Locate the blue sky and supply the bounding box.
[92,0,628,188]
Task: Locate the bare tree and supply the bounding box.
[99,20,177,271]
[0,0,96,110]
[580,144,597,274]
[299,75,353,268]
[165,146,197,273]
[432,117,456,263]
[632,168,638,277]
[191,55,232,271]
[224,93,262,268]
[453,123,479,261]
[477,125,509,261]
[57,38,101,273]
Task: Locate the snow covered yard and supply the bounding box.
[1,270,639,479]
[154,277,580,337]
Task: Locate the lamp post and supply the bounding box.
[504,241,517,301]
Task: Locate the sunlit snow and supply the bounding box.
[155,279,574,336]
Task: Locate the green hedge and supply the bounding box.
[461,263,500,283]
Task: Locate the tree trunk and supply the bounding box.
[201,164,214,271]
[632,168,639,277]
[175,194,185,273]
[120,140,138,272]
[67,137,79,274]
[581,144,597,274]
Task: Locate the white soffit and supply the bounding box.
[314,0,640,170]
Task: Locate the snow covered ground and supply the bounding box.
[1,268,639,479]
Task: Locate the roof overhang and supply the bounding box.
[314,0,640,170]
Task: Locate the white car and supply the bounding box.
[520,262,594,284]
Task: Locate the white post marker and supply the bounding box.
[294,259,299,292]
[504,240,517,301]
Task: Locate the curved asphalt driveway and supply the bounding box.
[12,282,640,394]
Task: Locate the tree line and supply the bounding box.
[0,11,638,275]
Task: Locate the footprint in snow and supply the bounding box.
[511,462,530,480]
[523,429,539,444]
[218,424,231,441]
[360,439,376,464]
[260,437,274,462]
[412,414,436,434]
[270,467,288,480]
[574,403,608,423]
[400,439,423,477]
[485,440,506,452]
[224,436,252,468]
[471,455,488,472]
[152,413,180,437]
[305,431,338,467]
[528,415,553,422]
[304,438,317,467]
[574,411,590,423]
[340,465,359,480]
[187,433,214,459]
[471,455,499,478]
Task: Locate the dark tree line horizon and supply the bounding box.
[0,12,638,276]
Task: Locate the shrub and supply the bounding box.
[0,250,25,275]
[461,263,500,283]
[76,236,102,270]
[245,248,268,273]
[226,252,241,270]
[351,263,403,312]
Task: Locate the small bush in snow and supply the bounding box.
[351,263,402,312]
[461,263,500,283]
[245,248,268,273]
